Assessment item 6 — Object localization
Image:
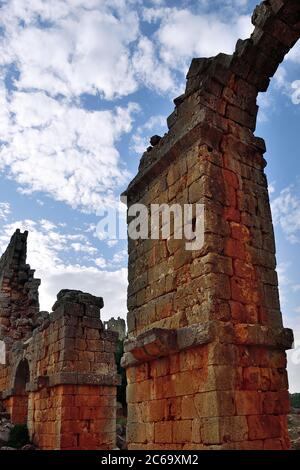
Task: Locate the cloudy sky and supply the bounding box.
[0,0,299,391]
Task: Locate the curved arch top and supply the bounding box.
[123,0,295,451]
[123,0,300,196]
[245,0,300,90]
[13,358,30,394]
[186,0,300,128]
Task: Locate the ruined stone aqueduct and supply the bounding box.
[0,0,299,450]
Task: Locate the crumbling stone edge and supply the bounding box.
[122,323,294,368]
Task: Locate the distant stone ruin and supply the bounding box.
[104,317,126,341]
[0,230,119,450]
[121,0,298,450]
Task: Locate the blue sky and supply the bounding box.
[0,0,299,391]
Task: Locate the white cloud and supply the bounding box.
[154,9,252,71]
[142,7,168,23]
[277,261,292,307]
[278,268,300,392]
[286,40,300,65]
[291,80,300,105]
[273,65,300,106]
[94,249,127,268]
[112,249,127,264]
[41,264,127,320]
[149,0,165,5]
[132,36,177,94]
[197,0,249,7]
[0,220,127,320]
[277,262,291,287]
[271,185,300,244]
[287,317,300,393]
[107,239,118,247]
[268,181,276,195]
[131,114,166,154]
[0,1,142,214]
[71,242,97,255]
[0,1,258,212]
[257,92,275,123]
[95,256,107,268]
[0,202,11,220]
[0,84,138,212]
[273,66,289,91]
[0,0,139,100]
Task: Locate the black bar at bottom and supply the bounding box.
[0,450,298,467]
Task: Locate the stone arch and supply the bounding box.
[14,358,30,395]
[123,0,298,450]
[8,358,30,425]
[183,0,300,137]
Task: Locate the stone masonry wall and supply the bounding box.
[27,384,116,450]
[0,232,119,450]
[0,230,40,343]
[122,0,298,450]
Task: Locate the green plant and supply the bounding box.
[290,393,300,408]
[8,423,30,449]
[117,416,127,427]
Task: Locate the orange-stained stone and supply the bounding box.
[155,421,173,444]
[235,390,262,415]
[222,169,239,189]
[247,415,282,440]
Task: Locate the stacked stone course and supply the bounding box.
[122,0,298,450]
[0,232,119,449]
[0,0,299,452]
[0,229,40,343]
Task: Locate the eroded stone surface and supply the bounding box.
[0,230,40,343]
[123,0,298,450]
[0,232,119,450]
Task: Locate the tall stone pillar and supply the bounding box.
[0,229,40,396]
[0,229,40,343]
[1,286,120,450]
[122,0,298,450]
[25,290,120,450]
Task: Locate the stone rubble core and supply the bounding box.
[0,231,120,450]
[122,0,298,450]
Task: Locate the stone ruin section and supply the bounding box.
[104,317,127,341]
[122,0,298,450]
[0,230,40,342]
[0,230,119,450]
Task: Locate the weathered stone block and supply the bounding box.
[154,421,172,443]
[173,420,192,443]
[235,390,263,415]
[127,422,154,444]
[194,391,235,418]
[247,415,282,440]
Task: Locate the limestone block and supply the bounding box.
[235,390,263,415]
[124,328,177,363]
[194,391,235,418]
[173,420,192,443]
[127,422,154,444]
[247,414,282,440]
